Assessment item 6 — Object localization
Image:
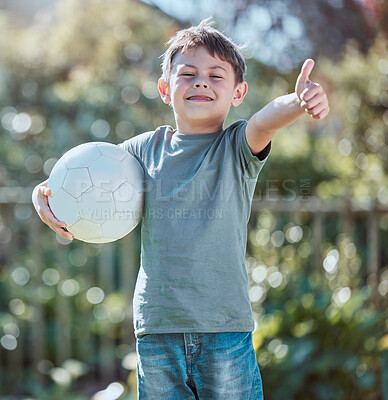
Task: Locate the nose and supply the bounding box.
[194,76,209,89]
[195,82,208,89]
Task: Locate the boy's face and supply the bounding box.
[158,46,247,134]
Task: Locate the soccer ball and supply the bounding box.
[47,142,144,243]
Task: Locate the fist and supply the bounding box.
[295,59,330,120]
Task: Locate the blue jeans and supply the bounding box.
[136,332,263,399]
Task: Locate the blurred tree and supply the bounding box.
[142,0,387,71]
[0,0,387,398]
[229,0,386,53]
[0,0,176,397]
[0,0,176,187]
[237,35,388,205]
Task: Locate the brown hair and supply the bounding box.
[160,18,246,84]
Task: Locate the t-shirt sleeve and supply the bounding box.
[226,119,271,179]
[118,139,134,156]
[117,131,154,162]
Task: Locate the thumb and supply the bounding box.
[298,58,315,83]
[39,186,51,197]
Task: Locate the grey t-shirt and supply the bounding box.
[120,120,270,336]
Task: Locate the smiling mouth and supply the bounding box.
[187,96,213,102]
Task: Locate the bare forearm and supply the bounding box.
[245,60,329,155]
[245,92,305,154]
[250,92,304,134]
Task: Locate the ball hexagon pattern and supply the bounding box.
[63,168,92,198]
[48,142,144,243]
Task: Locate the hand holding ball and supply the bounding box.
[47,142,144,243]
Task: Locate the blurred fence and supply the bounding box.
[0,187,387,397]
[0,187,141,396]
[251,195,386,285]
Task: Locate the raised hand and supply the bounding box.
[295,59,330,120]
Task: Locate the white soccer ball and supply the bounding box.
[47,142,144,243]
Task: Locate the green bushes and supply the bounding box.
[0,0,387,398]
[248,210,387,399]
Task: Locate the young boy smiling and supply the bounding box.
[33,19,329,400]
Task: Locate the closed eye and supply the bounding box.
[181,73,194,76]
[211,75,223,79]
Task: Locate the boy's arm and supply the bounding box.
[32,180,74,240]
[246,59,330,155]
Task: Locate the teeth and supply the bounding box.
[188,96,212,100]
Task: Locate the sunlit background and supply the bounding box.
[0,0,387,399]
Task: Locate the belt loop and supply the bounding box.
[183,333,188,355]
[195,332,199,346]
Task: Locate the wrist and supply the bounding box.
[292,92,305,116]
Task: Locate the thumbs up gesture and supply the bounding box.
[295,59,330,120]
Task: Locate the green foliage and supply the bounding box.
[248,210,386,399]
[250,37,388,205]
[0,0,166,397]
[0,0,175,187]
[313,38,388,201]
[0,0,387,398]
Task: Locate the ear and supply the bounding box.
[231,81,248,107]
[158,78,171,104]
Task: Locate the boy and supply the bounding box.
[32,18,329,400]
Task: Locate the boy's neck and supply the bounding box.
[175,119,224,135]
